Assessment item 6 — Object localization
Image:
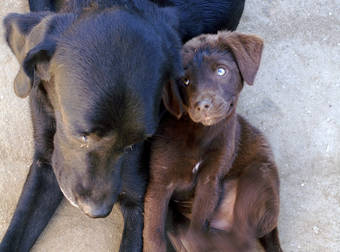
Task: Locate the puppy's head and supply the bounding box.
[4,4,183,217]
[163,31,263,126]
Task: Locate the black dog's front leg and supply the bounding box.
[0,159,63,252]
[119,198,144,252]
[1,84,62,252]
[118,142,149,252]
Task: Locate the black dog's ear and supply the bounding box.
[4,12,74,98]
[12,38,56,98]
[23,39,56,82]
[217,32,264,85]
[3,13,49,59]
[4,12,51,98]
[162,79,185,119]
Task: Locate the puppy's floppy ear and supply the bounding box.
[162,24,185,119]
[156,4,185,119]
[162,79,185,119]
[218,32,264,85]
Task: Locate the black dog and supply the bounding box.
[0,0,245,251]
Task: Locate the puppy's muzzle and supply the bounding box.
[189,95,234,126]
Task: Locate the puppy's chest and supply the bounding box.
[169,153,204,190]
[161,125,228,187]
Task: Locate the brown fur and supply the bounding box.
[143,31,282,252]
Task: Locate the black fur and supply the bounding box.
[29,0,245,42]
[0,0,245,251]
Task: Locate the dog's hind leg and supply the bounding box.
[259,227,283,252]
[233,162,282,252]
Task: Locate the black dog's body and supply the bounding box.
[29,0,245,42]
[1,0,245,251]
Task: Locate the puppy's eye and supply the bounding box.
[124,144,135,153]
[183,78,190,86]
[216,67,227,76]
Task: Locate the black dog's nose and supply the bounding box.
[195,99,212,112]
[78,201,113,218]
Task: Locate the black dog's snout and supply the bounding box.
[74,184,115,218]
[76,192,114,218]
[195,98,212,112]
[79,202,112,218]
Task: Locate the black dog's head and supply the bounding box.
[163,31,263,126]
[4,3,183,217]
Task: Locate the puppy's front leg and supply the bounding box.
[0,160,63,252]
[190,168,221,231]
[143,183,174,252]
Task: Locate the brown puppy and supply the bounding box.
[143,31,282,252]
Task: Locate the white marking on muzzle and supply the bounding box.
[60,186,79,209]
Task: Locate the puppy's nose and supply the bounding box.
[195,99,212,112]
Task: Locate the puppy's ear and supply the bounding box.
[218,32,264,85]
[162,79,185,119]
[162,28,185,119]
[157,5,185,119]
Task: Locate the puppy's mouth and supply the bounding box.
[189,101,235,126]
[200,115,226,126]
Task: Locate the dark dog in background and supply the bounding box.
[29,0,245,42]
[144,31,282,251]
[0,0,245,251]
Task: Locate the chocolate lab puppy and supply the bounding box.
[144,31,282,252]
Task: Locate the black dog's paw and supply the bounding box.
[0,242,13,252]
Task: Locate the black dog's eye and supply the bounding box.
[216,67,228,76]
[79,134,89,148]
[183,78,190,86]
[81,135,88,143]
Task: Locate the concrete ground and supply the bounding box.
[0,0,339,251]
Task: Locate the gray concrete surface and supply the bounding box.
[0,0,339,251]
